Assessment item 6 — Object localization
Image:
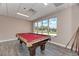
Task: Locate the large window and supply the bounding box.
[38,21,42,34]
[33,22,38,33]
[49,17,57,36]
[42,19,48,35]
[33,17,57,36]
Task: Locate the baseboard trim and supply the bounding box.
[48,41,71,49]
[0,38,17,43]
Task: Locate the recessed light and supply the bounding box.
[17,12,29,17]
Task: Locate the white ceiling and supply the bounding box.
[0,3,74,21]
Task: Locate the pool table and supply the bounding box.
[16,33,51,56]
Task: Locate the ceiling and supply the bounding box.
[0,3,74,21]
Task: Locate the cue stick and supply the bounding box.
[65,27,78,48]
[71,27,79,51]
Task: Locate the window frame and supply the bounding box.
[33,22,38,33]
[37,20,43,34]
[48,17,57,36]
[33,16,57,36]
[42,19,49,35]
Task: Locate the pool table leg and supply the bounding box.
[18,38,23,44]
[20,40,23,44]
[40,44,45,53]
[28,46,36,56]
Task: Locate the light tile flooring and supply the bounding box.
[0,40,78,56]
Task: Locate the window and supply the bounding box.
[49,17,57,36]
[38,21,42,34]
[33,17,57,36]
[33,22,38,33]
[42,19,48,35]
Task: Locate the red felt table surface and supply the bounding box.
[17,33,48,42]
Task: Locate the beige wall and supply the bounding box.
[51,5,79,48]
[50,7,72,47]
[72,5,79,34]
[68,5,79,48]
[0,16,32,41]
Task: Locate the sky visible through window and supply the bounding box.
[34,22,37,28]
[38,21,42,27]
[49,17,57,29]
[43,19,48,26]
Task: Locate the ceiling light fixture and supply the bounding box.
[17,12,29,17]
[43,3,48,6]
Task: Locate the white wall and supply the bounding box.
[0,16,32,41]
